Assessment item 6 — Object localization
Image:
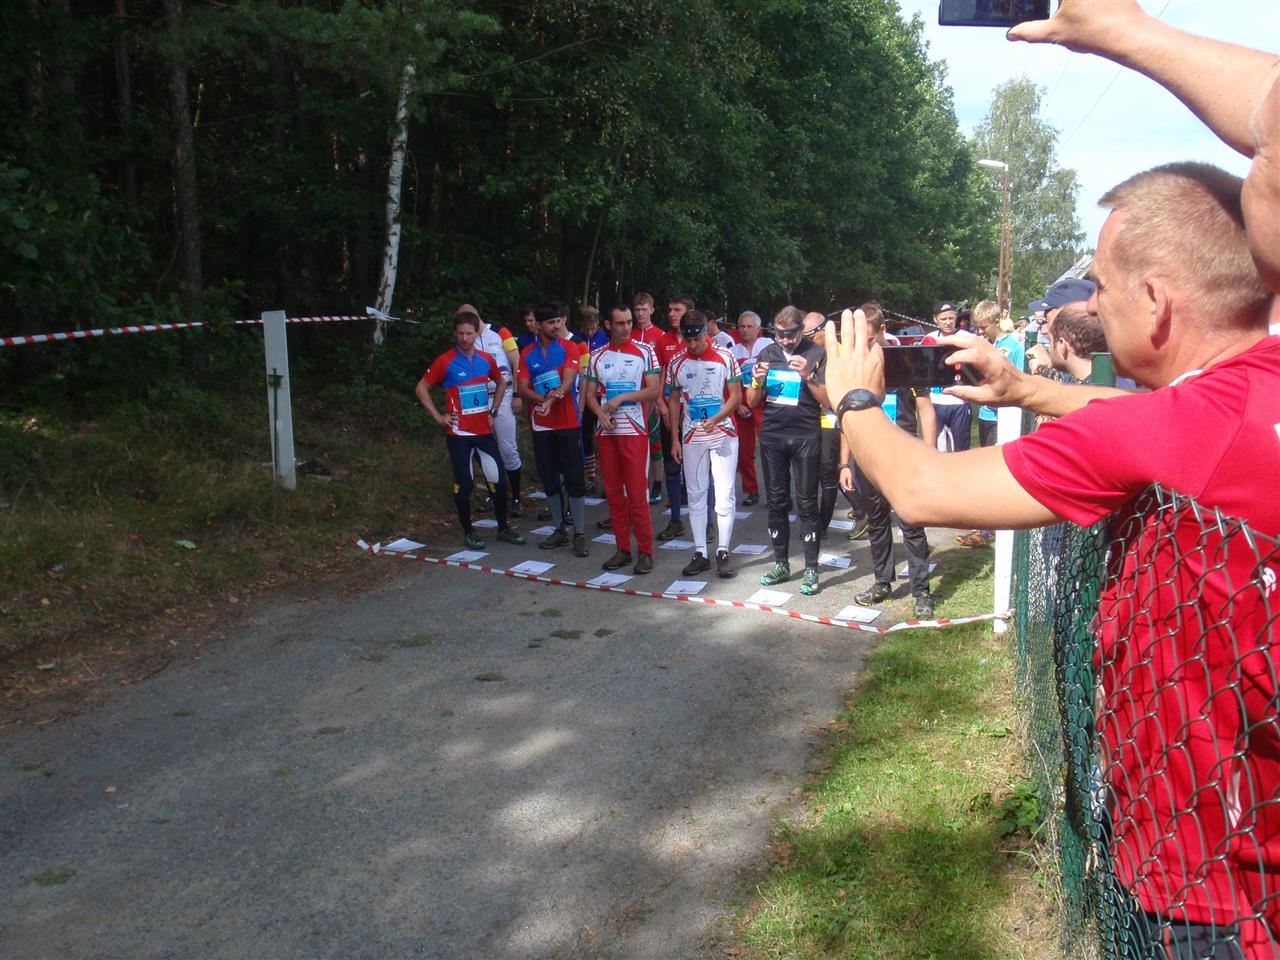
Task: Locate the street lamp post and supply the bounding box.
[978,158,1011,315]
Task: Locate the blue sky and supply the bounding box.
[898,0,1279,249]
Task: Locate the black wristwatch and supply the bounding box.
[836,388,882,421]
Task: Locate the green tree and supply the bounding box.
[972,77,1084,312]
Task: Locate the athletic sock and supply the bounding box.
[667,476,683,522]
[570,496,586,533]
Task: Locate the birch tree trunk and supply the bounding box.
[373,58,415,348]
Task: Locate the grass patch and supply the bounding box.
[30,867,76,887]
[735,559,1055,959]
[0,385,449,665]
[394,634,433,648]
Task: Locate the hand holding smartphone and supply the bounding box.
[882,345,982,390]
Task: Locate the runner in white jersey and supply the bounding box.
[459,303,526,515]
[667,311,744,578]
[582,304,662,574]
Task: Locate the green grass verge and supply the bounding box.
[736,555,1055,959]
[0,380,450,661]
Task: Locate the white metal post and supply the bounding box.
[262,310,296,490]
[991,404,1022,633]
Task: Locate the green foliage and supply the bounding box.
[2,0,997,402]
[996,778,1045,838]
[972,78,1085,309]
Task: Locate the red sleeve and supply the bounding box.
[1002,393,1169,526]
[423,353,449,387]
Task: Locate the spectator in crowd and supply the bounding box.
[731,310,772,506]
[1040,303,1106,385]
[803,311,862,543]
[843,304,935,619]
[825,161,1279,956]
[705,310,735,351]
[575,305,608,351]
[746,305,828,596]
[1026,278,1095,374]
[574,305,608,494]
[582,303,661,575]
[928,299,971,451]
[955,299,1024,548]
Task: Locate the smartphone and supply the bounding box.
[938,0,1049,28]
[883,345,981,389]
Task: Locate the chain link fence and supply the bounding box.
[1012,433,1279,958]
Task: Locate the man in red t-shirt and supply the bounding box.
[415,313,527,550]
[822,162,1279,953]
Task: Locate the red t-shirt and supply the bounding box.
[1004,336,1280,934]
[630,323,664,348]
[518,338,585,432]
[422,347,501,436]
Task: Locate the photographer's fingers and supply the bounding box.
[852,308,868,356]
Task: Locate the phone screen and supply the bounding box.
[938,0,1049,28]
[883,345,980,389]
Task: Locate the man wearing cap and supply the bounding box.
[745,305,829,596]
[1027,278,1097,375]
[667,310,744,579]
[928,300,972,451]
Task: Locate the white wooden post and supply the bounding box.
[262,310,296,490]
[991,404,1022,633]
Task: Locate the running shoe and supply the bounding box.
[800,567,820,596]
[847,517,871,541]
[955,530,994,548]
[715,549,735,579]
[537,505,553,522]
[742,492,759,507]
[463,531,486,550]
[913,595,935,619]
[573,533,590,558]
[758,562,790,586]
[602,550,632,571]
[597,516,613,530]
[648,483,664,504]
[633,552,654,575]
[509,498,524,518]
[855,583,892,607]
[496,526,526,546]
[681,552,711,576]
[539,527,569,550]
[657,520,685,542]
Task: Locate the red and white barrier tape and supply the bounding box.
[1,315,369,348]
[355,539,1008,635]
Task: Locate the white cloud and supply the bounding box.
[900,0,1277,251]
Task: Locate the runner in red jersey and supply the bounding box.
[416,313,526,549]
[583,304,662,575]
[822,163,1279,955]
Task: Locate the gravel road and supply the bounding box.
[1,506,961,960]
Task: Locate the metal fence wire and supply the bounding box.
[1012,465,1280,958]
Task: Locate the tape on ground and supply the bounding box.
[354,538,1008,635]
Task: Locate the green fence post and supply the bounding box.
[1090,351,1115,387]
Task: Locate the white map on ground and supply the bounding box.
[818,553,851,568]
[834,605,880,623]
[445,550,488,563]
[382,538,425,553]
[732,543,767,555]
[509,560,555,576]
[587,572,632,587]
[663,580,707,595]
[745,588,791,605]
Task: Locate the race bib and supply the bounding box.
[764,368,802,406]
[688,396,720,422]
[458,382,489,415]
[533,369,561,397]
[606,378,639,407]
